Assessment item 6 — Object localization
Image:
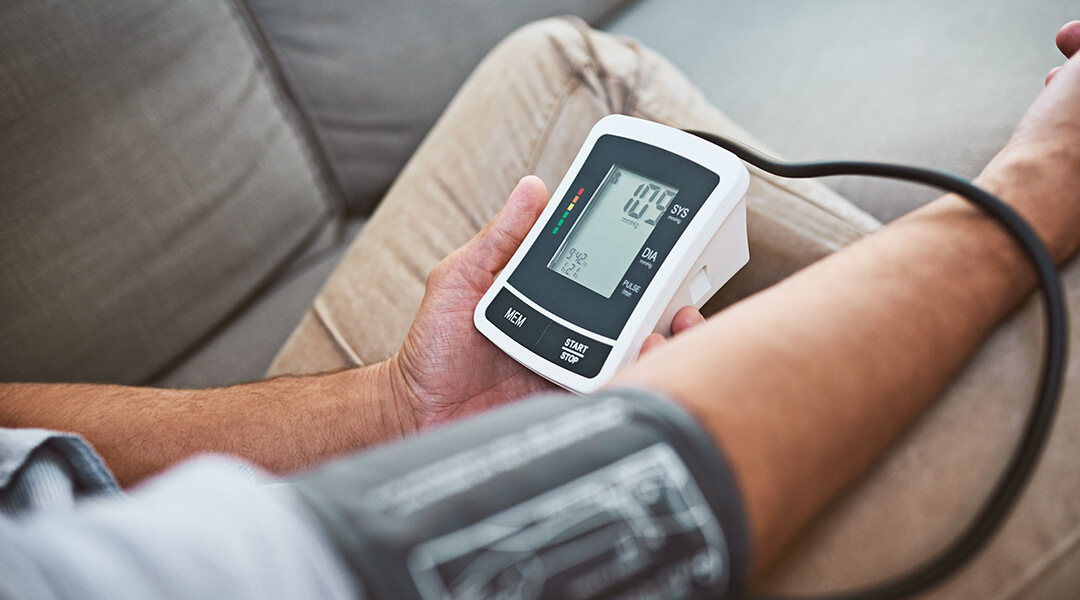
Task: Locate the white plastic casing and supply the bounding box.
[474,115,749,394]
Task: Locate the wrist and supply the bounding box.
[337,359,419,447]
[380,353,422,437]
[976,141,1080,264]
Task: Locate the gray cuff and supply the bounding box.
[292,387,750,599]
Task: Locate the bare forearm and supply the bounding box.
[0,362,412,486]
[613,47,1080,571]
[615,150,1078,575]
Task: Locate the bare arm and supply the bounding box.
[615,25,1080,575]
[0,178,559,487]
[0,366,412,487]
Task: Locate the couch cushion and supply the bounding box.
[152,219,365,389]
[0,0,333,384]
[244,0,634,214]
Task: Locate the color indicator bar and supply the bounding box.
[552,188,586,234]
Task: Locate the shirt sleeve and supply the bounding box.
[0,428,121,517]
[0,455,362,600]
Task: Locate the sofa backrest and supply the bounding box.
[0,0,334,384]
[245,0,634,214]
[0,0,632,385]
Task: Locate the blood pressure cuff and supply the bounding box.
[290,388,751,600]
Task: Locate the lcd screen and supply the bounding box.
[548,165,677,297]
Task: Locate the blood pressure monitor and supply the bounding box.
[474,115,750,394]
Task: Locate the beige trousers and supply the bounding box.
[269,18,1080,599]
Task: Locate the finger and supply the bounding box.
[1057,20,1080,58]
[461,176,549,277]
[641,307,705,357]
[671,306,706,335]
[1046,65,1063,86]
[640,333,667,356]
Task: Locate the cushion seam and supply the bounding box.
[146,0,344,384]
[145,215,330,384]
[223,0,347,219]
[990,523,1080,600]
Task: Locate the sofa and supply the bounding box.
[0,0,633,387]
[2,1,1078,599]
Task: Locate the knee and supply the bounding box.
[489,16,643,90]
[506,16,586,41]
[495,17,593,66]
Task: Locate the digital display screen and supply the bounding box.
[548,165,678,297]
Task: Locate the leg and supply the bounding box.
[267,17,877,376]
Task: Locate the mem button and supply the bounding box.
[535,321,611,378]
[485,288,551,348]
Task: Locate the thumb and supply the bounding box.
[461,175,549,276]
